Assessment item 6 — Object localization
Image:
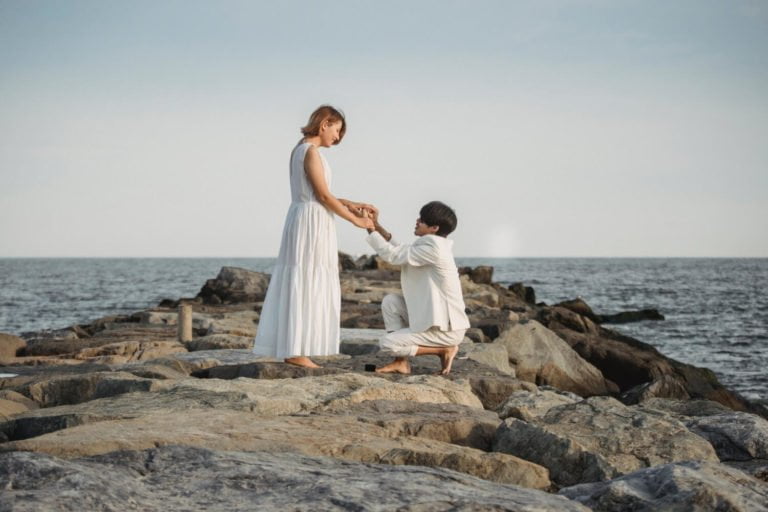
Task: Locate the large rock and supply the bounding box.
[537,306,761,415]
[0,446,588,511]
[460,342,515,376]
[1,373,483,442]
[196,267,270,305]
[599,308,665,324]
[492,396,719,487]
[1,390,548,489]
[497,389,580,421]
[0,333,26,361]
[458,265,494,284]
[460,275,501,308]
[508,282,536,305]
[495,321,618,396]
[638,398,768,462]
[1,409,549,487]
[555,298,601,323]
[559,461,768,511]
[684,412,768,461]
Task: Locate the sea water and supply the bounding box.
[1,257,766,401]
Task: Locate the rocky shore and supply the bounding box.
[1,260,767,511]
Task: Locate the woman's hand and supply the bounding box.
[346,201,377,217]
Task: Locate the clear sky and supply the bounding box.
[1,0,766,257]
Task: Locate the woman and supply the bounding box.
[253,106,375,368]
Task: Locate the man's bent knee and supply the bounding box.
[379,332,418,358]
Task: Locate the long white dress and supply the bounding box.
[252,142,340,359]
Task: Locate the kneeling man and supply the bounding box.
[364,201,469,375]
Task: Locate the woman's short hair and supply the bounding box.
[420,201,458,237]
[301,105,346,144]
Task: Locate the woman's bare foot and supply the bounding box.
[375,358,411,374]
[285,356,321,368]
[438,345,459,375]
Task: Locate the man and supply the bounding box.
[363,201,470,375]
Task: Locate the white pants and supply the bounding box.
[379,294,466,357]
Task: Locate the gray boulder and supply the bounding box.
[493,396,719,487]
[641,399,768,461]
[559,460,768,511]
[0,446,589,511]
[196,267,270,304]
[685,412,768,461]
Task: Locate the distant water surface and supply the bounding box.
[1,257,766,401]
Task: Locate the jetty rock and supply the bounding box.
[2,262,768,511]
[196,266,270,305]
[0,446,587,511]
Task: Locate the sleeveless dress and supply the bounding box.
[252,142,341,359]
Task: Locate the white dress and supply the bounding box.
[252,142,341,359]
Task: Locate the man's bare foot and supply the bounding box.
[285,356,321,368]
[375,358,411,374]
[438,345,460,375]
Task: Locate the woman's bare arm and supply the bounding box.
[305,147,374,229]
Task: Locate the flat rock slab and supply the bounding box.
[559,460,768,511]
[1,408,548,488]
[1,374,483,441]
[0,446,587,511]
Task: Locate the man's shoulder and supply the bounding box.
[417,235,456,257]
[419,234,454,247]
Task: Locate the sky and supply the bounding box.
[1,0,767,257]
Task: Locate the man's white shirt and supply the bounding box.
[366,232,470,333]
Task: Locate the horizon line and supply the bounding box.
[2,255,767,260]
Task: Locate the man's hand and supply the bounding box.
[347,202,378,221]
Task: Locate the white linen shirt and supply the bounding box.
[366,232,470,333]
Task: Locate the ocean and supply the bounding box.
[1,257,766,402]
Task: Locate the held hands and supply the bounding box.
[348,203,378,219]
[348,202,377,230]
[353,215,375,230]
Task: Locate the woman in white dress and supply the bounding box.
[253,106,375,368]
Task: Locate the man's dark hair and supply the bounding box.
[420,201,457,237]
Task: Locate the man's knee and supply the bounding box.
[379,331,418,358]
[379,330,401,352]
